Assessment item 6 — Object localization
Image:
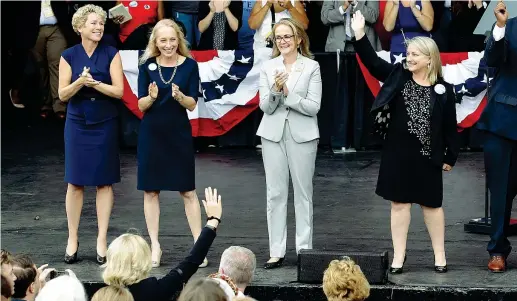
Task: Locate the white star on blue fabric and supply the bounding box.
[393,53,405,64]
[458,85,469,94]
[215,84,224,93]
[228,74,241,81]
[237,56,251,64]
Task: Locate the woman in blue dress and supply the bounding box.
[58,4,124,265]
[137,19,205,268]
[383,0,434,53]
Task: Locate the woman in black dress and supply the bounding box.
[137,19,205,268]
[351,11,459,273]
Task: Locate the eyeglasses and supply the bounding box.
[275,34,295,43]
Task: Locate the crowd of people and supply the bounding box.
[2,0,516,300]
[5,1,493,115]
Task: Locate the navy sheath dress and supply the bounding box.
[137,57,199,192]
[62,42,121,186]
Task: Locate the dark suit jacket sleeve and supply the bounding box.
[483,23,507,68]
[353,35,394,82]
[156,227,217,299]
[443,85,460,166]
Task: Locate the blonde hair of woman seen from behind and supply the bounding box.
[92,285,134,301]
[139,19,191,65]
[71,4,107,34]
[178,278,228,301]
[271,18,313,59]
[404,36,443,85]
[322,258,370,301]
[102,233,152,287]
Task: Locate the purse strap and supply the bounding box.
[270,4,276,27]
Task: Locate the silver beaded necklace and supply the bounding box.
[157,55,179,85]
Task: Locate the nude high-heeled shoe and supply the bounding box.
[152,249,163,268]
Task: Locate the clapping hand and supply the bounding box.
[351,11,366,40]
[409,0,417,9]
[172,84,185,102]
[212,0,225,12]
[223,0,231,9]
[80,67,100,87]
[148,81,158,100]
[278,0,292,9]
[442,164,452,172]
[274,70,289,92]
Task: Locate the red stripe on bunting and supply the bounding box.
[122,74,143,120]
[457,95,487,129]
[191,50,218,62]
[190,94,259,137]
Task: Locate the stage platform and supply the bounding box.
[2,125,517,301]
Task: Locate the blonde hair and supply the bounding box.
[102,233,151,287]
[72,4,107,34]
[405,36,443,85]
[139,19,191,65]
[92,286,134,301]
[178,278,228,301]
[271,18,313,59]
[322,258,370,301]
[233,297,257,301]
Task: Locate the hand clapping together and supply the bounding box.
[274,69,289,94]
[79,66,101,87]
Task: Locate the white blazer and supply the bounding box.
[256,55,322,143]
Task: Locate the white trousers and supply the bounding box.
[261,122,318,258]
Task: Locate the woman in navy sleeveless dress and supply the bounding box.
[136,19,206,268]
[59,5,124,265]
[383,0,434,53]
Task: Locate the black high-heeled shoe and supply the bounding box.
[434,265,448,273]
[264,257,284,269]
[64,242,79,264]
[389,255,406,274]
[97,254,107,265]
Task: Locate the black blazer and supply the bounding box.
[197,0,243,50]
[11,1,76,50]
[128,227,216,301]
[477,17,517,141]
[353,35,460,167]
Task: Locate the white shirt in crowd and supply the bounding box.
[253,0,296,50]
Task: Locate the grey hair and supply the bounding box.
[35,273,87,301]
[219,246,256,287]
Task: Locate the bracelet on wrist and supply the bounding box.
[207,216,221,223]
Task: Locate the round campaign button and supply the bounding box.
[129,1,138,8]
[148,63,157,71]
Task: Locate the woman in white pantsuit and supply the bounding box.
[257,18,322,269]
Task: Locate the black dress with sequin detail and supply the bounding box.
[376,79,443,207]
